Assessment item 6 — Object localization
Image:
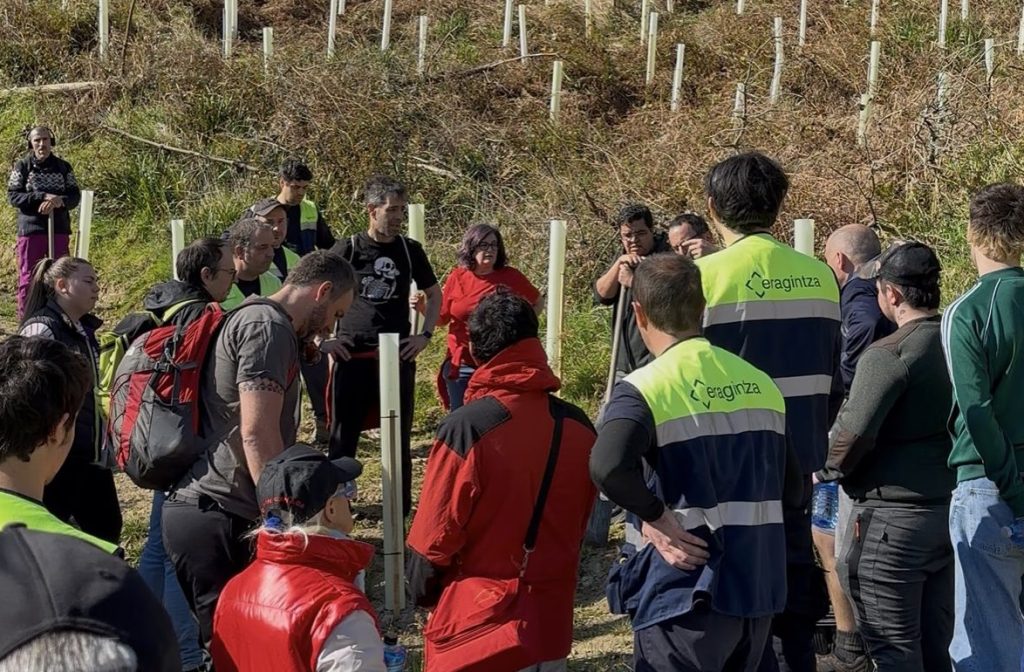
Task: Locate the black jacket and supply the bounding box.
[110,280,213,344]
[839,276,895,394]
[22,301,102,465]
[7,154,80,237]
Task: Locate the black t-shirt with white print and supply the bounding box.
[331,232,438,352]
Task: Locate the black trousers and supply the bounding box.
[301,354,329,422]
[757,475,828,672]
[162,496,253,648]
[328,356,415,516]
[838,504,953,672]
[635,606,772,672]
[44,461,122,544]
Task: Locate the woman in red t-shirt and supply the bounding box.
[438,224,540,409]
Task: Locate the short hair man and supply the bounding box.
[327,175,441,517]
[245,197,296,281]
[162,251,357,647]
[407,290,597,671]
[276,159,336,256]
[0,336,116,554]
[221,218,282,310]
[7,125,82,318]
[818,242,954,671]
[667,212,718,259]
[942,183,1024,672]
[695,152,842,672]
[817,223,895,670]
[591,255,796,671]
[594,204,670,381]
[0,526,180,671]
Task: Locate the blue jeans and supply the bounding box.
[443,360,475,410]
[138,491,204,669]
[949,477,1024,671]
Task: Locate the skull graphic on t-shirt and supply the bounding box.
[361,256,399,301]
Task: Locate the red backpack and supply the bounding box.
[105,303,228,490]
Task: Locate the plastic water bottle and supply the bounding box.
[811,481,839,532]
[383,636,407,672]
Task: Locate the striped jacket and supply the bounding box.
[696,233,842,474]
[604,338,789,628]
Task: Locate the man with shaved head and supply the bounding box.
[817,224,895,671]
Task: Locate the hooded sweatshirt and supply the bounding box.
[406,338,597,669]
[109,280,213,344]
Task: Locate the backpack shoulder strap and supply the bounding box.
[348,234,357,263]
[521,396,565,573]
[400,236,413,272]
[161,299,204,323]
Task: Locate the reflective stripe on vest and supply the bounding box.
[299,199,318,231]
[625,500,785,549]
[772,374,833,398]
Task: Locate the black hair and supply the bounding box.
[704,151,789,234]
[177,237,228,289]
[667,212,710,239]
[614,204,653,231]
[0,336,92,463]
[632,254,705,336]
[286,250,357,299]
[901,284,941,310]
[457,224,508,271]
[279,159,313,183]
[468,288,539,364]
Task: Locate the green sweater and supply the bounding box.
[942,267,1024,516]
[819,317,954,504]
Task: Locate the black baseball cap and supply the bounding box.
[0,525,180,671]
[247,197,285,217]
[257,444,363,523]
[864,241,941,288]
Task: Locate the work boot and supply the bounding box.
[315,418,330,446]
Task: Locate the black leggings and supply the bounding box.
[43,461,122,544]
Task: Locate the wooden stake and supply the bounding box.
[733,82,746,125]
[870,0,880,37]
[857,92,868,147]
[379,332,406,614]
[799,0,808,47]
[418,16,428,75]
[670,43,685,111]
[545,220,567,378]
[519,5,528,58]
[328,0,339,57]
[77,191,94,260]
[381,0,393,51]
[550,60,564,123]
[645,12,659,86]
[98,0,109,59]
[263,27,273,74]
[503,0,514,48]
[938,0,948,49]
[47,214,55,260]
[770,17,784,104]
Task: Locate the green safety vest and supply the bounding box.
[0,491,118,554]
[221,271,283,311]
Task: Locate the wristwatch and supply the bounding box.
[421,330,433,339]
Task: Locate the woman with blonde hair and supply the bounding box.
[18,255,121,544]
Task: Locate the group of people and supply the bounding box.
[2,127,1024,672]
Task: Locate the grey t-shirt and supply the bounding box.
[175,300,300,520]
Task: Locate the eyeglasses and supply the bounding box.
[475,242,499,252]
[212,267,237,279]
[337,481,358,501]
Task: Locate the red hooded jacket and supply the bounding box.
[407,337,597,668]
[211,531,378,672]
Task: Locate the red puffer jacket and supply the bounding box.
[406,337,598,669]
[211,531,377,672]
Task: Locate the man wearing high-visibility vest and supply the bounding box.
[275,159,335,256]
[695,152,843,672]
[591,253,799,671]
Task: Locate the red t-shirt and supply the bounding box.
[440,265,540,367]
